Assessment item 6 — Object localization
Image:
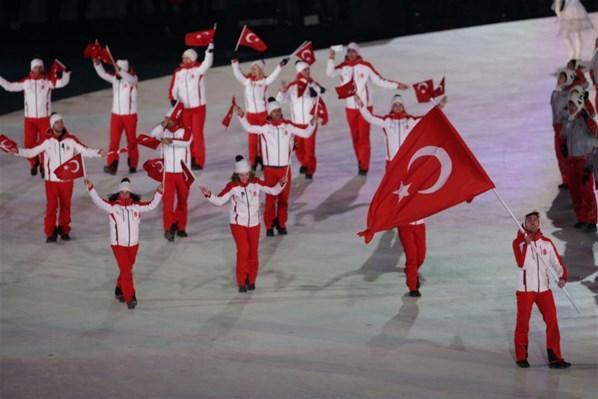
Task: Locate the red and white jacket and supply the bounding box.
[150,125,191,173]
[18,130,101,182]
[207,178,285,227]
[232,61,282,114]
[276,74,325,124]
[168,50,213,109]
[87,186,162,246]
[326,57,398,109]
[238,115,315,167]
[0,72,71,118]
[93,63,138,115]
[512,230,568,293]
[359,105,422,161]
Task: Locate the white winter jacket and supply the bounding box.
[168,49,213,109]
[232,61,281,114]
[0,72,71,118]
[93,63,138,115]
[150,125,191,173]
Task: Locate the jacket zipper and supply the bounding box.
[125,205,131,246]
[34,80,38,118]
[276,126,280,166]
[244,187,250,226]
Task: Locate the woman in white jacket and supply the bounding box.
[200,155,286,293]
[85,177,163,309]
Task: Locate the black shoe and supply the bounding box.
[573,221,586,229]
[408,290,421,297]
[247,283,256,291]
[585,223,597,233]
[104,160,118,175]
[516,360,530,368]
[46,227,58,243]
[358,169,368,176]
[276,226,288,235]
[177,230,188,237]
[46,235,57,243]
[558,183,568,189]
[305,174,313,180]
[129,167,137,174]
[256,156,263,170]
[549,360,571,369]
[238,285,248,293]
[191,161,203,171]
[266,229,274,237]
[127,298,137,309]
[56,226,70,241]
[299,166,307,175]
[165,230,175,242]
[114,287,125,303]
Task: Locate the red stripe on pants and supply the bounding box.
[111,244,139,302]
[246,112,267,166]
[263,166,291,229]
[107,113,139,168]
[515,290,562,361]
[162,172,189,231]
[294,126,318,175]
[182,106,206,167]
[44,180,73,237]
[398,224,426,291]
[553,124,568,185]
[230,224,260,286]
[567,157,597,223]
[345,107,372,171]
[24,117,50,168]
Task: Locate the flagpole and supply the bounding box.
[234,25,245,52]
[290,40,308,58]
[82,156,87,178]
[492,188,581,313]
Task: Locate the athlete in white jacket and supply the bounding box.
[169,46,214,169]
[326,42,408,175]
[85,177,163,309]
[93,58,139,174]
[8,113,105,241]
[200,155,286,292]
[0,58,71,175]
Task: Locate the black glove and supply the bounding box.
[560,143,568,158]
[170,99,177,107]
[308,87,318,98]
[319,86,326,94]
[280,57,289,67]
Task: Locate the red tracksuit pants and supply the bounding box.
[345,107,372,172]
[553,123,568,185]
[182,106,206,167]
[398,224,426,291]
[24,117,50,168]
[44,180,73,237]
[263,166,292,229]
[230,224,260,287]
[567,157,597,224]
[247,112,267,167]
[295,126,318,176]
[515,290,563,362]
[107,113,139,168]
[111,244,139,303]
[162,172,189,231]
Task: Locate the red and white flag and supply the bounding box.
[54,153,85,180]
[181,161,196,188]
[0,134,18,153]
[433,76,445,98]
[48,59,66,85]
[412,79,434,103]
[185,26,216,47]
[143,158,164,182]
[236,26,268,53]
[358,107,495,243]
[83,40,112,64]
[335,79,357,99]
[168,101,185,122]
[310,97,329,125]
[221,96,237,128]
[137,134,161,150]
[294,41,315,65]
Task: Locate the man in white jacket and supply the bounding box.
[168,45,214,170]
[326,42,408,175]
[92,58,140,175]
[0,58,71,176]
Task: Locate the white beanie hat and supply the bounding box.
[50,113,63,128]
[30,58,44,70]
[119,178,131,192]
[347,42,360,52]
[116,59,129,71]
[391,94,404,106]
[295,61,309,73]
[251,59,266,70]
[234,155,251,174]
[267,99,281,114]
[182,49,198,62]
[569,90,584,109]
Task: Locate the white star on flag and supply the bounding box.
[393,182,411,202]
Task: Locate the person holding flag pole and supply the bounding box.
[4,113,106,242]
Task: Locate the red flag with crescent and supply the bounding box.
[143,158,164,182]
[412,79,434,103]
[0,134,18,153]
[335,79,357,99]
[237,26,268,53]
[137,134,161,150]
[185,27,216,47]
[310,98,329,125]
[295,41,315,65]
[358,107,495,243]
[54,153,85,180]
[221,97,237,128]
[83,40,111,64]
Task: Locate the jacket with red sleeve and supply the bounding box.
[0,71,71,118]
[326,56,399,109]
[512,229,568,293]
[150,124,191,173]
[168,48,213,109]
[231,61,282,113]
[87,185,162,246]
[17,129,101,182]
[276,74,325,124]
[206,178,285,227]
[238,115,316,167]
[93,63,138,115]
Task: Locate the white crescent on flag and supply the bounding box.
[407,146,452,194]
[301,49,313,61]
[417,82,429,93]
[156,161,164,173]
[66,159,81,174]
[246,33,257,43]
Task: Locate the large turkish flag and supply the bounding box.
[358,107,495,243]
[54,153,85,180]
